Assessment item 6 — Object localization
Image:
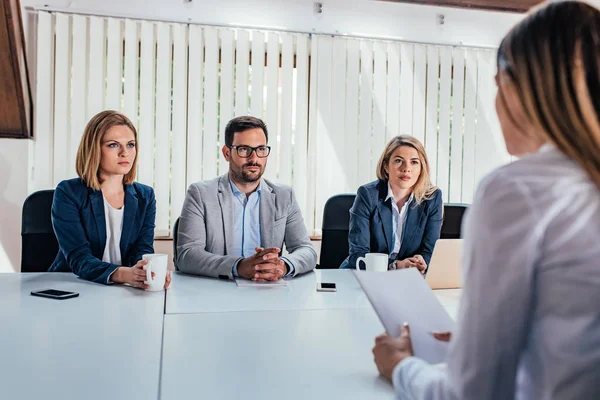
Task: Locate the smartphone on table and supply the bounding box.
[316,282,337,292]
[31,289,79,300]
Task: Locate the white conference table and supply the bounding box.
[0,273,165,400]
[2,270,461,400]
[160,270,461,400]
[161,307,393,400]
[166,269,371,314]
[166,269,461,316]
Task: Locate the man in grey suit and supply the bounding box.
[175,116,317,281]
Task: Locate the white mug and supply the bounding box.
[355,253,388,272]
[142,254,168,291]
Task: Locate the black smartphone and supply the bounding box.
[31,289,79,300]
[316,282,337,292]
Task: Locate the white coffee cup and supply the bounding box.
[355,253,388,272]
[142,254,168,291]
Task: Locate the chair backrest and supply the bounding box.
[318,194,356,269]
[21,190,59,272]
[440,203,469,239]
[172,217,179,270]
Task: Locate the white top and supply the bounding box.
[101,196,124,266]
[386,185,413,258]
[393,145,600,400]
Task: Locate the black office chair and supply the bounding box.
[440,203,469,239]
[21,190,60,272]
[318,194,356,269]
[172,217,180,270]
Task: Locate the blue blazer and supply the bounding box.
[48,178,156,284]
[340,179,443,270]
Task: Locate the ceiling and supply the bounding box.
[378,0,544,13]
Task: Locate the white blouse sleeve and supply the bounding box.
[393,171,541,400]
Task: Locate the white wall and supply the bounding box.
[22,0,522,48]
[0,140,31,272]
[1,0,525,272]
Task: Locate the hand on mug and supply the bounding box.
[111,260,149,289]
[164,271,172,289]
[141,265,172,289]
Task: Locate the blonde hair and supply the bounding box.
[75,110,138,190]
[376,135,438,204]
[498,1,600,190]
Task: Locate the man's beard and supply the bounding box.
[231,162,264,183]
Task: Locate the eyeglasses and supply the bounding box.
[227,145,271,158]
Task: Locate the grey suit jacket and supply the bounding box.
[175,174,317,279]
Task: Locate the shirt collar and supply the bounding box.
[229,177,263,197]
[385,183,414,205]
[537,143,555,153]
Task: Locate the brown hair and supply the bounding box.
[376,135,438,204]
[224,115,268,146]
[75,110,138,190]
[498,1,600,189]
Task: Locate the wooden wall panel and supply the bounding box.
[0,0,32,138]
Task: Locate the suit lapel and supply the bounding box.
[259,180,275,248]
[398,201,423,258]
[90,189,106,256]
[376,181,394,252]
[120,184,138,260]
[376,202,394,252]
[217,175,235,255]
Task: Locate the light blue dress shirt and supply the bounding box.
[230,179,295,277]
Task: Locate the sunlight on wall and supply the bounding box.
[0,242,15,272]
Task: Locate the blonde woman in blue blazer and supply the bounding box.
[340,135,443,273]
[49,110,171,289]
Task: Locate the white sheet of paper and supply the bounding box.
[354,268,456,365]
[235,278,288,287]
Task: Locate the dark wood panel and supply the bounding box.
[379,0,543,13]
[0,0,32,139]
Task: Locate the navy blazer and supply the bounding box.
[48,178,156,284]
[340,179,443,270]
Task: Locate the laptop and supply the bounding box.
[425,239,463,289]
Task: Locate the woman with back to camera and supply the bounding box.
[49,110,171,289]
[340,135,443,274]
[372,2,600,398]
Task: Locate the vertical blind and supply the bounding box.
[306,35,510,231]
[33,12,509,236]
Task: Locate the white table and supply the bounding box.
[1,271,461,400]
[160,271,461,399]
[0,273,165,400]
[166,270,373,314]
[433,289,462,320]
[160,307,394,400]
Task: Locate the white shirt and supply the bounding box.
[386,186,413,259]
[101,197,124,267]
[394,145,600,400]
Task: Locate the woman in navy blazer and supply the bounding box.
[340,135,443,273]
[49,110,170,288]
